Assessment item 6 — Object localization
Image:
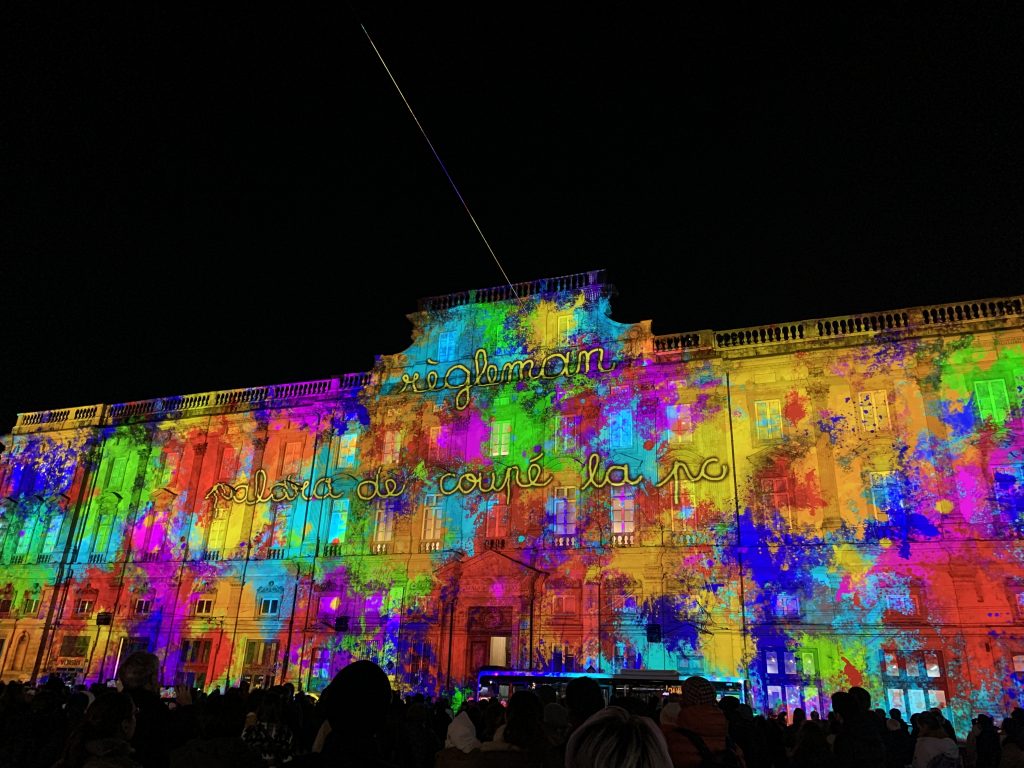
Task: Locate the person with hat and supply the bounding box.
[663,676,745,767]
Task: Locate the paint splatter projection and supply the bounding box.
[1,270,1022,733]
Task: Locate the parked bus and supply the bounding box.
[476,668,747,707]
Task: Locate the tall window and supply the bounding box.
[180,639,212,664]
[553,487,578,536]
[422,495,444,542]
[557,314,573,343]
[775,593,800,620]
[382,430,402,465]
[611,486,636,534]
[760,477,791,523]
[243,639,279,667]
[336,433,357,466]
[755,399,783,441]
[374,501,396,543]
[483,499,509,538]
[490,420,512,457]
[438,331,457,361]
[326,498,349,545]
[858,390,892,433]
[192,598,214,615]
[870,471,902,520]
[666,403,693,443]
[610,410,633,448]
[258,597,280,617]
[60,636,90,657]
[558,416,580,453]
[429,426,449,462]
[133,598,152,615]
[975,378,1010,423]
[207,506,229,553]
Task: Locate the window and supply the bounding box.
[192,599,214,616]
[74,599,94,616]
[610,410,633,449]
[754,399,783,441]
[374,501,396,543]
[784,652,798,676]
[483,499,508,538]
[766,651,779,675]
[775,593,800,620]
[610,486,636,534]
[59,635,90,657]
[258,597,280,617]
[553,487,578,537]
[180,639,212,664]
[326,499,349,545]
[858,390,892,433]
[759,477,791,521]
[0,599,11,616]
[994,465,1024,519]
[336,433,357,466]
[311,647,332,686]
[490,420,512,457]
[870,472,902,520]
[429,426,449,462]
[884,591,919,616]
[438,331,457,361]
[243,639,279,667]
[884,651,900,676]
[558,416,579,454]
[1013,655,1024,673]
[134,598,152,615]
[975,378,1010,423]
[382,430,402,465]
[666,402,693,443]
[422,495,444,541]
[551,592,577,614]
[21,593,39,617]
[556,314,573,343]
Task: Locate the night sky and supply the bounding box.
[3,5,1023,433]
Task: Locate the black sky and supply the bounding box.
[3,4,1023,433]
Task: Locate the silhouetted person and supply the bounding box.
[118,651,197,768]
[831,690,885,768]
[314,659,396,767]
[565,705,672,768]
[54,690,139,768]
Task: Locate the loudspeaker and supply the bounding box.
[334,615,349,632]
[645,624,662,643]
[96,611,113,626]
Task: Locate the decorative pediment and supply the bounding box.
[258,580,285,594]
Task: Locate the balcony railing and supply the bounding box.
[371,542,392,555]
[419,541,442,553]
[321,544,343,558]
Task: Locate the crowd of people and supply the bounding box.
[0,656,1021,768]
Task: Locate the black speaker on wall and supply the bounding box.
[646,623,662,643]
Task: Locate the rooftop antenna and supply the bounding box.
[358,23,523,305]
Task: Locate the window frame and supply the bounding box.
[754,399,783,441]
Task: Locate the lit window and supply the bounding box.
[666,402,693,443]
[611,486,636,534]
[759,477,791,521]
[75,599,94,615]
[429,426,449,461]
[994,465,1024,519]
[924,652,941,678]
[884,591,918,615]
[884,651,900,677]
[784,652,797,675]
[374,501,396,543]
[258,598,280,617]
[326,499,349,545]
[483,499,509,538]
[754,399,783,441]
[21,594,40,617]
[558,416,580,453]
[975,378,1010,423]
[927,690,947,709]
[870,472,902,519]
[557,315,573,343]
[438,331,457,361]
[610,411,633,448]
[336,433,357,466]
[858,390,892,433]
[775,593,800,620]
[1012,654,1024,673]
[766,651,779,675]
[553,487,578,536]
[490,420,512,457]
[382,430,402,464]
[801,651,816,676]
[134,599,152,615]
[192,599,214,616]
[422,495,444,541]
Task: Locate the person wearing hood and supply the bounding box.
[663,676,745,767]
[54,691,140,768]
[911,710,961,768]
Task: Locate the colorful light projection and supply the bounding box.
[0,272,1022,735]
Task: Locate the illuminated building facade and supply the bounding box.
[1,270,1022,732]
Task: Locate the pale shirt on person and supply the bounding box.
[912,734,960,768]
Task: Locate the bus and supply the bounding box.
[476,668,747,707]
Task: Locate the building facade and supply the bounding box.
[0,270,1022,732]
